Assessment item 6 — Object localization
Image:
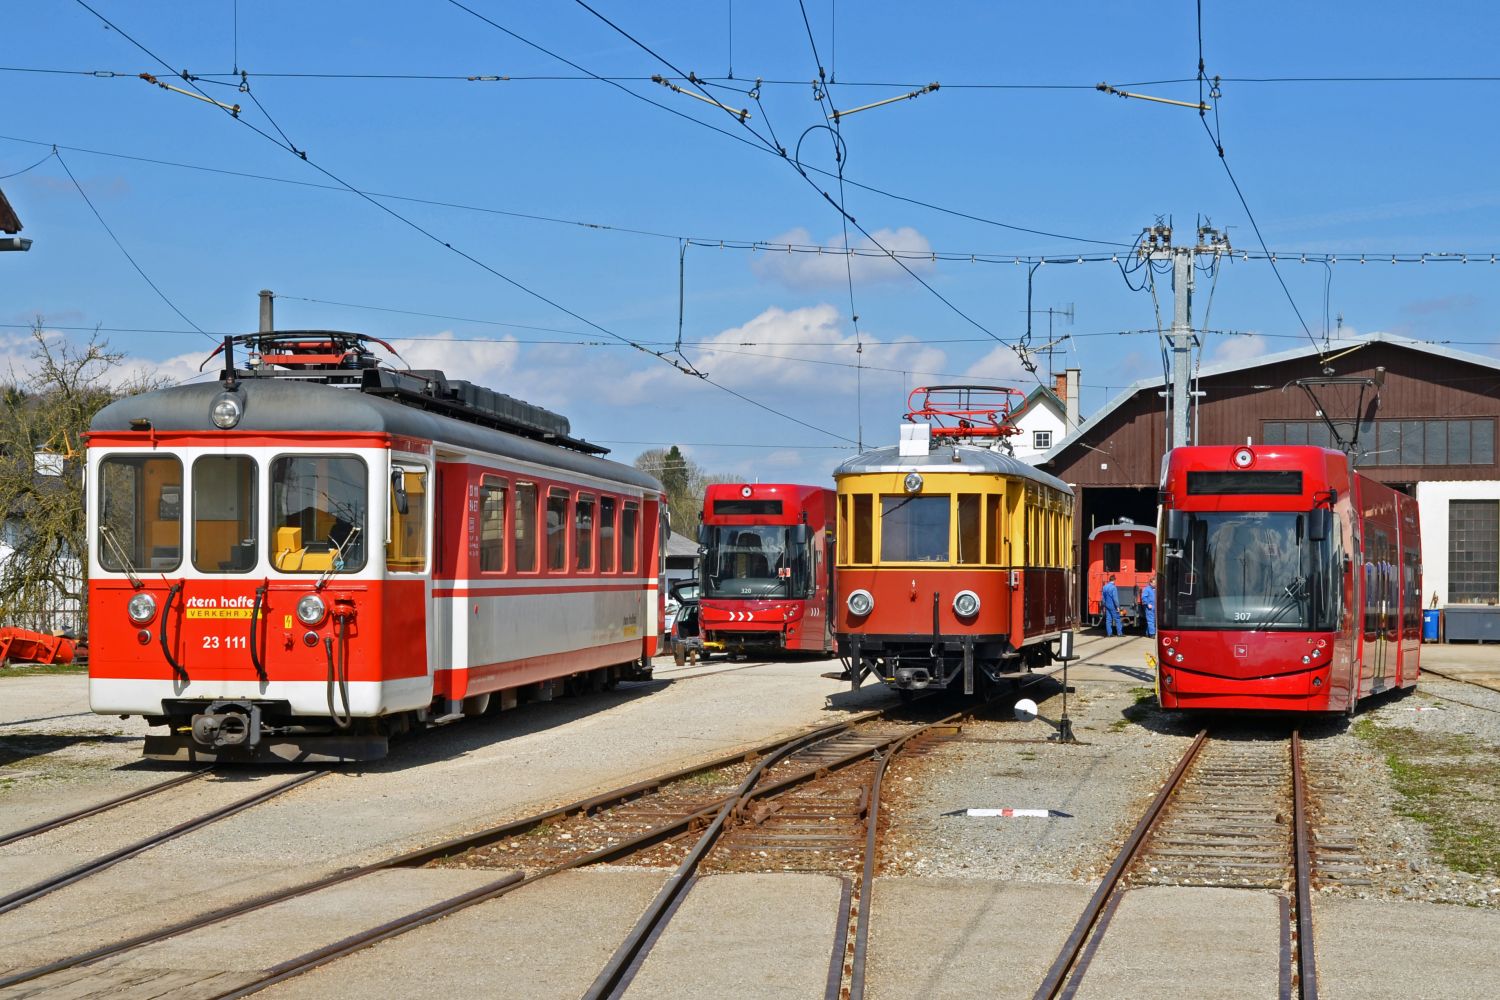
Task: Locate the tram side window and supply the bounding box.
[99,455,183,573]
[575,493,596,571]
[479,476,507,573]
[852,494,873,563]
[620,502,639,574]
[599,496,617,573]
[546,488,570,571]
[270,456,367,573]
[387,466,428,573]
[193,455,257,573]
[514,481,539,572]
[984,495,1003,563]
[957,494,981,565]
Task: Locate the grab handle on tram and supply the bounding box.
[249,583,268,684]
[160,581,188,684]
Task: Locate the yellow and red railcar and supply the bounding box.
[87,333,665,762]
[1157,444,1420,712]
[835,387,1077,695]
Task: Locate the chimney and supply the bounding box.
[1054,373,1067,400]
[1065,367,1081,430]
[258,289,275,334]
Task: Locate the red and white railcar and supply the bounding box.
[1085,520,1156,629]
[87,333,664,761]
[697,483,836,656]
[1157,443,1420,712]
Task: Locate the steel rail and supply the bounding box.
[846,721,951,999]
[209,718,896,1000]
[0,771,322,918]
[1291,730,1318,999]
[0,769,209,848]
[1033,729,1209,1000]
[0,712,884,992]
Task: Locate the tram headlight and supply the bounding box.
[296,593,328,626]
[211,391,244,429]
[952,590,981,618]
[847,589,874,617]
[126,592,157,624]
[903,472,923,494]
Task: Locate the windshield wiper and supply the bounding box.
[1250,576,1308,631]
[98,524,144,590]
[316,523,362,591]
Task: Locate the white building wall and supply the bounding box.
[1413,479,1500,606]
[1013,405,1066,462]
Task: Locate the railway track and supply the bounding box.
[0,708,904,995]
[0,770,208,849]
[0,770,322,920]
[1035,728,1319,1000]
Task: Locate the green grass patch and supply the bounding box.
[0,662,88,677]
[1353,717,1500,876]
[685,767,729,786]
[1112,686,1160,731]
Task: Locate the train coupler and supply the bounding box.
[190,700,263,751]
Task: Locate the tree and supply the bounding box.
[632,445,740,535]
[0,326,163,633]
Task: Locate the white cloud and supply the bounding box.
[751,226,935,290]
[964,344,1032,383]
[389,331,521,387]
[1204,332,1273,366]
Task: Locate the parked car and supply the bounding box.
[668,579,706,664]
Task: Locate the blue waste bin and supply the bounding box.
[1422,609,1441,642]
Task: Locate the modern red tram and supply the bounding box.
[86,333,665,762]
[1086,520,1156,630]
[697,483,836,656]
[1156,444,1420,713]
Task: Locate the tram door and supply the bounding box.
[1363,527,1391,693]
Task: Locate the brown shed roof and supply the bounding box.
[0,187,21,234]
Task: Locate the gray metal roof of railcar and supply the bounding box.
[1087,520,1156,541]
[90,378,663,493]
[834,443,1073,495]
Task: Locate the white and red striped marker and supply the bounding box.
[944,808,1071,818]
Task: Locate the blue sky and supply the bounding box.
[4,2,1498,483]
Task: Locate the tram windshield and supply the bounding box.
[270,456,368,573]
[1160,510,1339,631]
[702,525,810,599]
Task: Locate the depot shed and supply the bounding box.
[1033,333,1500,616]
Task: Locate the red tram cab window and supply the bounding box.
[387,466,428,573]
[192,455,257,573]
[99,455,183,572]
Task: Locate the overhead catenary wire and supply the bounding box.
[70,0,854,447]
[52,146,213,343]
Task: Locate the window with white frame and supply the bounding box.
[1033,430,1052,450]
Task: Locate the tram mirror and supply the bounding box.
[1309,508,1331,542]
[391,470,409,516]
[791,524,808,545]
[697,524,708,546]
[1164,510,1187,549]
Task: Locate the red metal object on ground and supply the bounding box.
[0,628,76,665]
[1156,443,1421,713]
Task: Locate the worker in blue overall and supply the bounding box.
[1140,575,1157,638]
[1101,574,1122,636]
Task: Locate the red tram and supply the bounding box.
[834,387,1076,695]
[1156,444,1420,713]
[1086,520,1156,630]
[86,333,664,762]
[697,483,836,656]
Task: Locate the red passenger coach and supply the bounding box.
[87,333,664,762]
[697,483,836,656]
[1157,444,1420,713]
[1086,520,1156,629]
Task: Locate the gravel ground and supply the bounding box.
[881,669,1198,883]
[881,652,1500,910]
